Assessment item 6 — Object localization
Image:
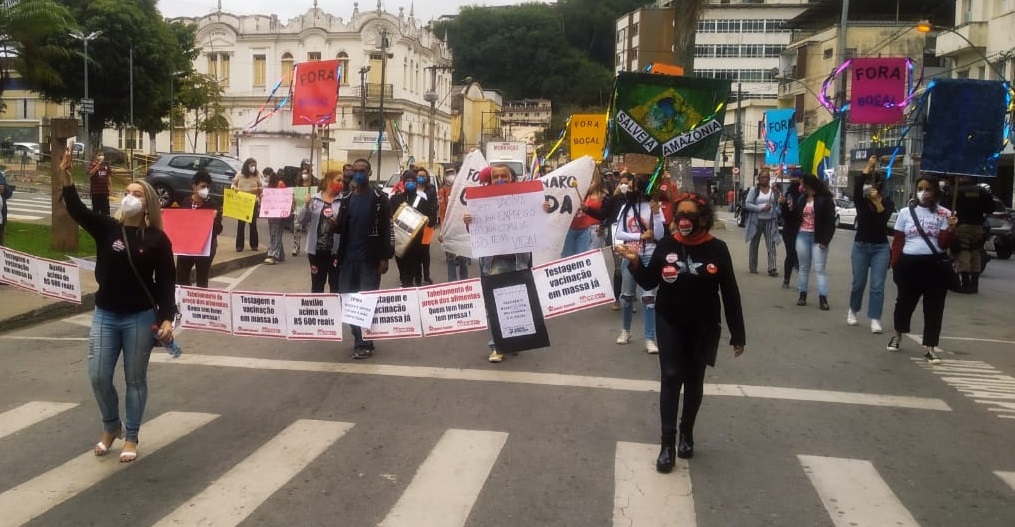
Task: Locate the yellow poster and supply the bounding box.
[569,114,607,161]
[222,188,257,223]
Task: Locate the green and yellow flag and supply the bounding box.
[798,119,840,176]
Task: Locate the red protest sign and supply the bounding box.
[850,57,907,124]
[162,208,216,257]
[292,59,340,126]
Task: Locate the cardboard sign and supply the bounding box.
[284,293,342,341]
[534,156,596,265]
[0,247,38,292]
[292,59,340,126]
[260,187,295,218]
[850,57,908,125]
[532,249,613,318]
[223,188,257,223]
[162,208,216,257]
[178,286,233,334]
[230,291,287,338]
[439,150,488,258]
[480,269,549,353]
[764,108,799,166]
[570,114,607,161]
[418,279,488,337]
[465,180,547,258]
[35,256,81,303]
[362,288,424,340]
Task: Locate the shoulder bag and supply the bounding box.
[908,205,955,277]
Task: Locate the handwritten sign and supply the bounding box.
[35,256,81,303]
[850,57,907,125]
[260,187,295,218]
[284,293,342,341]
[532,249,613,318]
[162,208,216,257]
[222,188,257,223]
[763,108,799,166]
[178,286,233,333]
[362,288,423,340]
[570,114,607,161]
[0,247,39,292]
[341,293,379,329]
[465,180,547,258]
[438,150,487,258]
[534,156,596,265]
[418,279,488,337]
[292,59,340,126]
[230,291,286,338]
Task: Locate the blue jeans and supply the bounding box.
[339,257,382,349]
[796,231,829,296]
[620,257,656,340]
[446,252,470,281]
[88,308,156,443]
[561,227,593,258]
[850,242,890,320]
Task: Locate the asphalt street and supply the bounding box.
[1,215,1013,526]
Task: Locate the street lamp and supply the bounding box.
[69,30,102,157]
[358,65,370,131]
[916,19,1007,81]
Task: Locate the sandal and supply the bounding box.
[119,441,138,463]
[93,427,124,457]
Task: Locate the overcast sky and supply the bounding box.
[158,0,535,23]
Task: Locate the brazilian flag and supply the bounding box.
[798,119,840,177]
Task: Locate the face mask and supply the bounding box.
[121,195,144,217]
[417,176,426,185]
[493,179,508,186]
[250,165,257,172]
[445,176,455,185]
[618,183,630,194]
[329,182,342,194]
[301,173,310,181]
[405,181,417,192]
[353,172,368,186]
[197,188,210,199]
[863,184,873,197]
[675,213,701,236]
[917,190,931,203]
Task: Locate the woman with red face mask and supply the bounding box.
[296,169,344,292]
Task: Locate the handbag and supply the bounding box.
[908,205,955,276]
[122,225,181,355]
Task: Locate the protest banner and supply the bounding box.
[532,249,613,318]
[534,156,596,265]
[35,256,81,303]
[341,293,379,329]
[481,269,549,353]
[361,288,424,340]
[764,108,799,166]
[418,279,488,337]
[0,247,39,292]
[608,72,731,160]
[161,208,216,257]
[230,291,287,338]
[439,150,488,258]
[922,78,1009,178]
[292,187,314,205]
[465,180,547,258]
[222,188,257,223]
[284,293,342,341]
[569,114,607,161]
[67,256,96,272]
[178,286,233,334]
[291,59,340,126]
[850,57,908,125]
[259,187,295,218]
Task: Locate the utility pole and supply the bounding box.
[129,46,135,179]
[734,82,743,192]
[836,0,850,179]
[359,65,370,131]
[377,29,389,183]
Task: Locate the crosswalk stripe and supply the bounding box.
[798,455,918,527]
[0,402,78,440]
[0,411,218,527]
[378,429,508,527]
[152,419,353,527]
[995,471,1015,492]
[613,442,695,527]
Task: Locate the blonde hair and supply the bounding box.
[115,180,164,231]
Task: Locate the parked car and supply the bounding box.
[985,196,1013,260]
[145,153,243,207]
[835,197,857,229]
[12,142,40,162]
[382,173,403,196]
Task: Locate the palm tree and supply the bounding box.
[672,0,708,73]
[0,0,73,105]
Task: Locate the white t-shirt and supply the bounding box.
[614,200,665,256]
[894,204,951,255]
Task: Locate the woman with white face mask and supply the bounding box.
[58,150,176,463]
[231,157,262,251]
[176,169,223,287]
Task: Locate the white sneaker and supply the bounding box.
[870,319,883,334]
[616,330,631,345]
[645,339,659,354]
[846,309,858,326]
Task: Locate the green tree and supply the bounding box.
[174,72,226,153]
[556,0,649,67]
[0,0,74,107]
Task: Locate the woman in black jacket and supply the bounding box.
[848,157,895,332]
[791,174,836,309]
[615,192,745,472]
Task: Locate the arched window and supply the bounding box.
[337,51,350,85]
[281,52,294,83]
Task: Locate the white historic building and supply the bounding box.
[116,2,454,177]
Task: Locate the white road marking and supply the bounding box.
[798,455,918,527]
[61,313,93,328]
[0,411,218,527]
[0,402,78,440]
[995,471,1015,491]
[149,354,952,411]
[939,336,1015,346]
[226,265,261,291]
[914,358,1015,419]
[613,442,695,527]
[378,429,508,527]
[153,419,353,527]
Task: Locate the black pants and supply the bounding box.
[308,252,340,293]
[236,202,260,250]
[782,228,799,282]
[657,318,708,444]
[421,243,432,281]
[91,194,110,216]
[177,253,215,288]
[893,254,949,347]
[396,244,424,287]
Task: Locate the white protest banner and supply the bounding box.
[0,247,39,292]
[532,249,613,318]
[438,150,487,258]
[67,256,96,272]
[533,156,597,265]
[178,286,233,334]
[285,293,342,341]
[465,180,547,258]
[493,283,537,337]
[362,288,424,340]
[35,257,81,303]
[418,279,488,337]
[341,293,379,329]
[260,187,295,218]
[230,291,287,338]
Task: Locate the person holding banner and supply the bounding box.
[415,168,439,284]
[562,170,610,257]
[743,168,781,277]
[292,160,318,257]
[847,157,895,332]
[296,169,344,293]
[58,150,177,463]
[389,170,432,287]
[439,168,470,281]
[176,170,223,288]
[231,158,262,252]
[613,173,665,353]
[615,192,745,470]
[790,174,836,310]
[263,168,291,265]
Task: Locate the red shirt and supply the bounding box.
[88,162,110,195]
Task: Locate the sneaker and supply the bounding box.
[870,319,883,334]
[886,335,901,352]
[488,349,504,363]
[292,250,300,257]
[645,339,659,354]
[924,348,942,364]
[846,309,858,326]
[264,257,277,265]
[616,330,631,345]
[352,348,374,360]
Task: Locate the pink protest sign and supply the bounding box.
[850,58,907,124]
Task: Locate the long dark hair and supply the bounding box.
[242,157,258,177]
[672,192,717,231]
[801,174,832,198]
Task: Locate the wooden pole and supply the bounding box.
[50,118,80,251]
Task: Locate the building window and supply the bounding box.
[617,28,626,43]
[823,48,834,59]
[253,54,266,88]
[631,23,639,37]
[205,129,231,154]
[307,51,321,62]
[281,52,294,83]
[337,51,350,84]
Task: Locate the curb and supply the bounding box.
[0,253,265,333]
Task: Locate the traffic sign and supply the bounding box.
[732,166,740,175]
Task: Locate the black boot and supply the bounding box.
[970,273,980,293]
[819,295,830,311]
[656,442,676,473]
[951,272,968,293]
[677,431,694,459]
[796,292,807,306]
